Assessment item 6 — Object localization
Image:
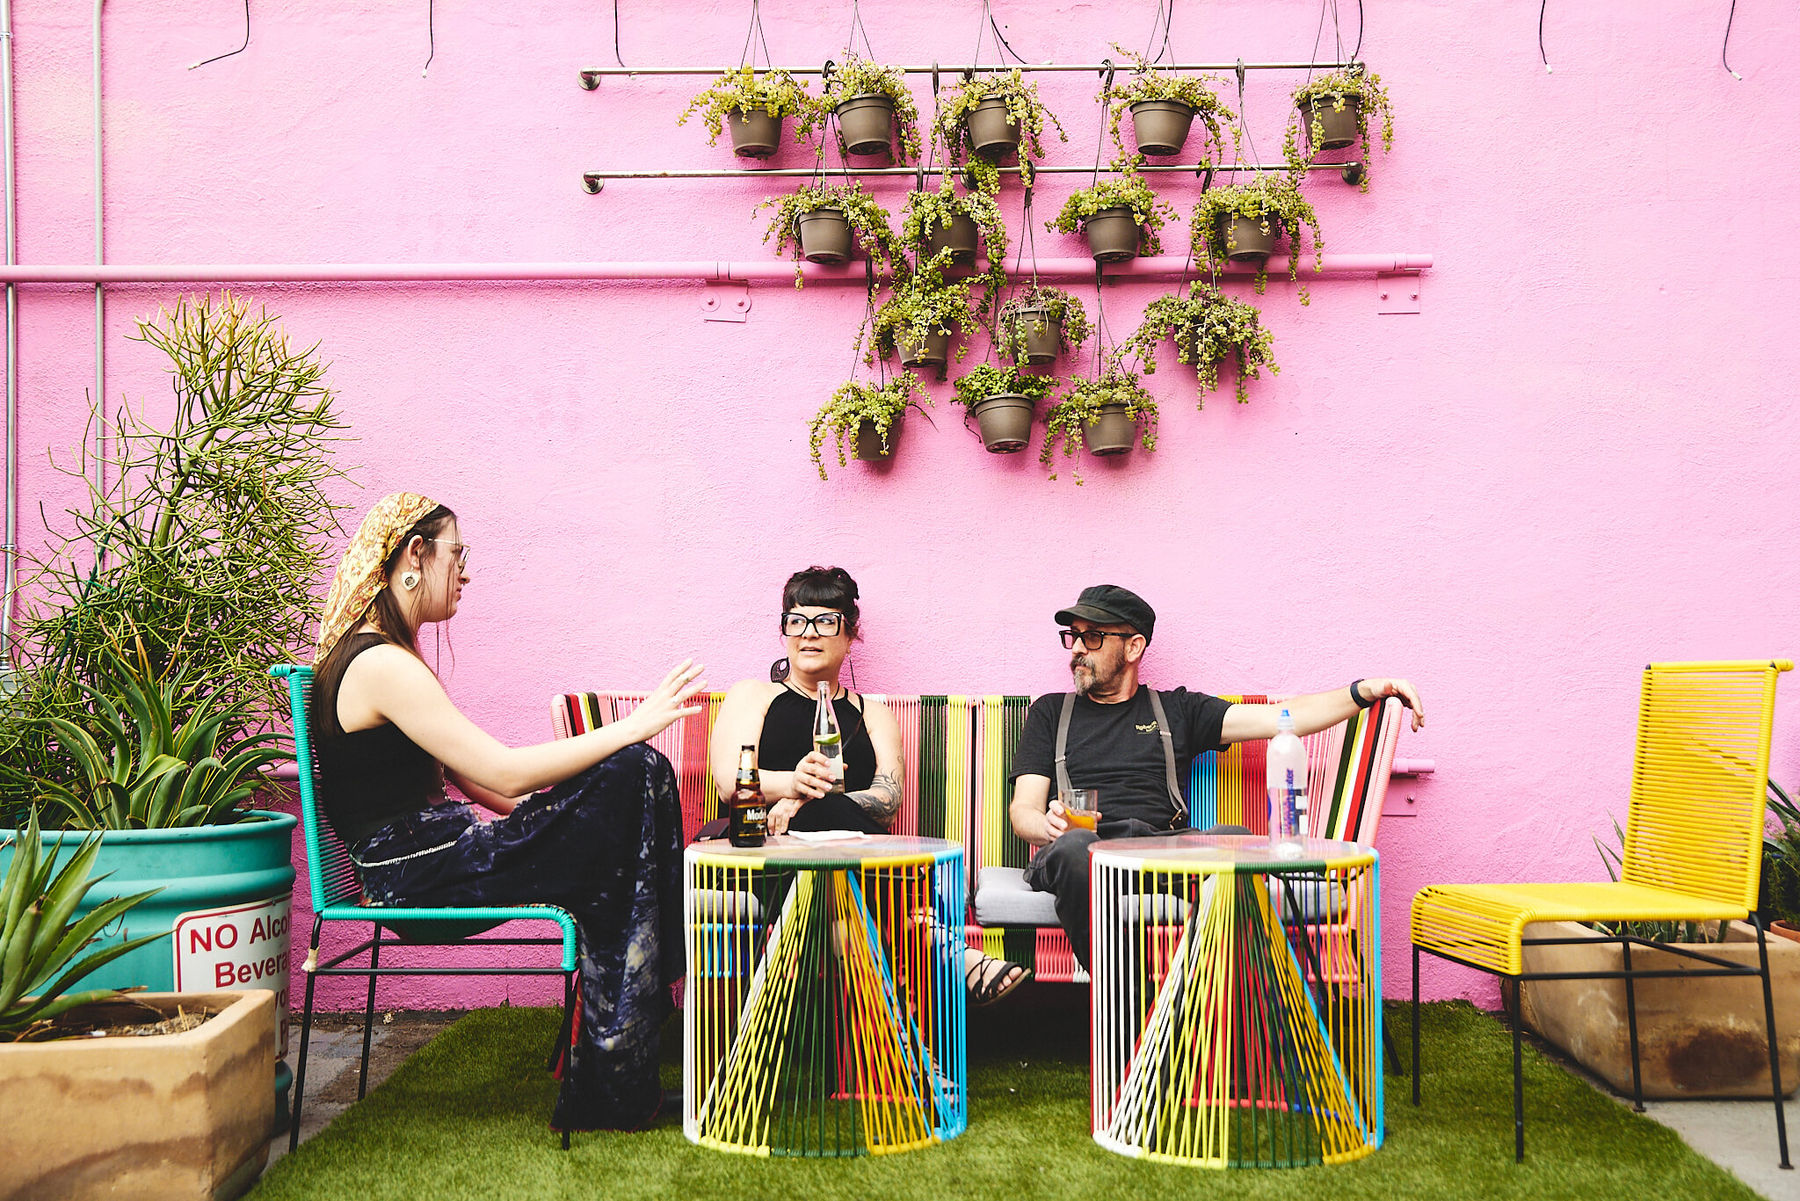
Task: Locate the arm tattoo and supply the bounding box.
[849,772,902,828]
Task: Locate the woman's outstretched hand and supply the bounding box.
[627,659,708,743]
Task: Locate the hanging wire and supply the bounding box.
[1538,0,1554,74]
[1091,60,1115,186]
[740,0,774,71]
[189,0,251,70]
[1722,0,1743,80]
[422,0,436,78]
[1143,0,1176,67]
[613,0,628,69]
[986,3,1033,65]
[1351,0,1365,62]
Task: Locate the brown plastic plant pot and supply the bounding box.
[971,393,1035,454]
[966,97,1021,161]
[1086,404,1138,456]
[899,329,950,370]
[836,93,896,156]
[1217,212,1282,263]
[1010,307,1062,365]
[854,418,900,462]
[1083,207,1143,264]
[727,108,784,159]
[1302,95,1363,152]
[922,213,980,266]
[1129,99,1196,157]
[795,208,854,264]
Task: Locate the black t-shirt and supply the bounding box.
[1010,686,1233,830]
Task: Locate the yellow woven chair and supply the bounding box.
[1411,659,1792,1168]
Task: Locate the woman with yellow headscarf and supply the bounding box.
[311,493,705,1132]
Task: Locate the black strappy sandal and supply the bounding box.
[965,954,1033,1007]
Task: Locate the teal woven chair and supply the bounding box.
[272,665,580,1150]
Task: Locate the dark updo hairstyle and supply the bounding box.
[770,566,861,682]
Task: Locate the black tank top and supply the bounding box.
[313,633,445,847]
[757,687,876,791]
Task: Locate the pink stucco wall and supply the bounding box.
[8,2,1800,1012]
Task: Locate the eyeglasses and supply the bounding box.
[782,611,844,638]
[426,538,470,568]
[1060,628,1132,651]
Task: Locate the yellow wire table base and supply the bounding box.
[683,837,967,1157]
[1091,835,1383,1168]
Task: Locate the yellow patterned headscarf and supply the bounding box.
[316,492,440,663]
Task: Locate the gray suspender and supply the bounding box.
[1054,690,1189,824]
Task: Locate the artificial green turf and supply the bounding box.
[248,998,1763,1201]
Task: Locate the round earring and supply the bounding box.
[401,572,420,591]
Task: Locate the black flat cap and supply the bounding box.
[1054,584,1155,643]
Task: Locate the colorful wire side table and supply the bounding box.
[683,836,968,1157]
[1090,834,1383,1168]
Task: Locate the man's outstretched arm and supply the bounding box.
[1220,678,1424,744]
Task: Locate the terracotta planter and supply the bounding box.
[1217,212,1282,263]
[1086,404,1138,457]
[970,393,1035,454]
[1083,207,1143,264]
[1773,919,1800,943]
[1518,920,1800,1099]
[1009,306,1062,365]
[922,212,980,266]
[795,208,853,264]
[1301,95,1363,152]
[835,93,895,156]
[899,329,950,370]
[854,418,900,462]
[727,108,784,159]
[0,990,275,1201]
[966,97,1020,161]
[1129,99,1195,157]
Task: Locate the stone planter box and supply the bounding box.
[0,990,276,1201]
[1519,919,1800,1099]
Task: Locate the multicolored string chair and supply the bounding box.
[1410,660,1792,1167]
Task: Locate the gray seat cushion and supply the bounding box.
[974,867,1060,927]
[690,889,763,923]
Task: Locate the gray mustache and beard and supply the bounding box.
[1071,654,1097,697]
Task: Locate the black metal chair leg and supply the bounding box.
[288,918,324,1153]
[1507,976,1525,1162]
[1751,917,1793,1169]
[561,972,576,1151]
[358,926,382,1100]
[1411,943,1422,1105]
[1621,937,1646,1112]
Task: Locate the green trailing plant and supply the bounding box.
[808,56,923,162]
[900,183,1008,320]
[1040,366,1159,483]
[1190,175,1325,302]
[0,294,347,827]
[934,68,1068,188]
[1122,282,1278,406]
[1047,170,1177,257]
[808,375,930,480]
[21,635,288,830]
[950,363,1058,411]
[1104,48,1236,164]
[995,285,1092,365]
[1591,815,1728,944]
[0,812,166,1040]
[678,67,819,147]
[757,181,904,287]
[1759,780,1800,928]
[871,269,979,367]
[1283,67,1395,191]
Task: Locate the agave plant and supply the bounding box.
[0,813,164,1039]
[25,640,288,830]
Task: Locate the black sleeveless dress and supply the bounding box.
[757,687,887,834]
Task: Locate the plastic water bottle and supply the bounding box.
[1267,707,1307,859]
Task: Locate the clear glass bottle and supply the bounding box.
[813,682,844,793]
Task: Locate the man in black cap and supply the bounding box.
[1008,583,1424,972]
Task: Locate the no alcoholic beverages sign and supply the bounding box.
[172,895,292,1052]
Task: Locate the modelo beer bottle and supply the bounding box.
[729,744,768,847]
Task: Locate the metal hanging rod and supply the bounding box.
[582,161,1360,193]
[580,61,1360,89]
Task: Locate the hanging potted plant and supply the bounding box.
[808,374,931,479]
[900,182,1007,322]
[1122,282,1279,406]
[1040,366,1159,482]
[1105,50,1235,161]
[757,181,903,285]
[996,285,1092,367]
[872,269,978,378]
[1048,169,1176,264]
[952,363,1058,454]
[1283,66,1395,189]
[678,67,819,159]
[935,68,1068,187]
[1190,175,1325,301]
[806,55,923,161]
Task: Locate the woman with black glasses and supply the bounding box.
[708,565,1034,1006]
